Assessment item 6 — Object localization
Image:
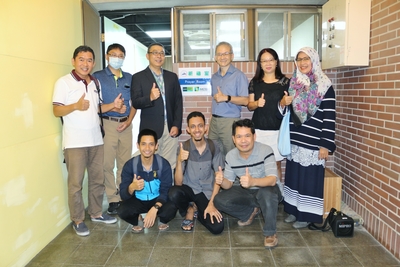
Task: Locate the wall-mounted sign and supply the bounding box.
[178,67,211,95]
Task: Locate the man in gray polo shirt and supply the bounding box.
[213,119,282,248]
[168,111,224,234]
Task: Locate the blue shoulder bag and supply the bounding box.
[278,109,291,157]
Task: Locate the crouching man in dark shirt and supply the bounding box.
[118,129,177,233]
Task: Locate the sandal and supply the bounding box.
[131,225,144,233]
[189,202,198,219]
[181,219,194,231]
[158,223,169,231]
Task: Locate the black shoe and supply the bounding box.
[107,202,120,215]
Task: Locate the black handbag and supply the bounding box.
[308,208,354,237]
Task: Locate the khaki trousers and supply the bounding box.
[103,119,133,203]
[64,145,104,222]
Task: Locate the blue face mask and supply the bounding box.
[108,57,124,69]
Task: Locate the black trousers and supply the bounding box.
[117,195,177,226]
[168,184,224,235]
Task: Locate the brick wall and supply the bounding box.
[333,0,400,259]
[173,0,399,259]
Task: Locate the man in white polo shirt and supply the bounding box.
[52,45,118,236]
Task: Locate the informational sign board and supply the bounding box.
[178,67,212,95]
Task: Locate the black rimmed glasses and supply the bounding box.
[148,51,165,57]
[295,56,310,63]
[107,53,125,59]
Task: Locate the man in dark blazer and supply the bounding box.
[131,43,183,170]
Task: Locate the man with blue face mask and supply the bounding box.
[93,43,137,215]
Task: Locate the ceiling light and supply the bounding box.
[145,31,171,38]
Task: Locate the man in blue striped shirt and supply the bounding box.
[213,119,282,248]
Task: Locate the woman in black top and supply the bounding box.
[247,48,290,190]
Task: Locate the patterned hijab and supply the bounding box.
[288,47,332,124]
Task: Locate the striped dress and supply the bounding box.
[283,86,336,223]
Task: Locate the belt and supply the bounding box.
[212,114,223,118]
[102,116,128,122]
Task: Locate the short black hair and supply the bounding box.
[137,128,158,144]
[147,42,165,52]
[73,45,95,61]
[232,119,255,136]
[187,111,205,124]
[106,43,126,56]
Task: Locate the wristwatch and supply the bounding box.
[153,204,161,210]
[225,95,231,103]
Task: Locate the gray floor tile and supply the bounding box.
[191,248,232,266]
[309,246,362,266]
[348,245,400,266]
[193,230,230,247]
[272,247,318,266]
[339,228,381,246]
[119,231,159,247]
[48,226,87,245]
[24,203,400,267]
[105,246,153,266]
[300,229,346,247]
[274,231,307,247]
[64,244,115,265]
[232,248,275,266]
[154,231,194,247]
[83,229,125,245]
[147,247,191,267]
[28,242,79,264]
[230,231,265,247]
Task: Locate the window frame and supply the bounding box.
[173,6,321,63]
[255,8,321,61]
[178,8,248,62]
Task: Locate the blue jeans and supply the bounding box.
[214,185,281,236]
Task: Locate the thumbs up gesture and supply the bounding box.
[213,86,226,103]
[240,167,252,188]
[280,91,293,107]
[150,83,160,101]
[215,166,224,185]
[257,93,265,107]
[117,96,127,114]
[113,93,124,109]
[132,174,144,191]
[178,143,189,162]
[76,93,90,111]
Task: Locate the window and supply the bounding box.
[256,8,321,61]
[179,9,247,62]
[174,7,320,62]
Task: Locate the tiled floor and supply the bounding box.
[27,203,400,267]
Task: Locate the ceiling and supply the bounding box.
[90,0,328,55]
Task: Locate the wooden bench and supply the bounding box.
[323,168,342,218]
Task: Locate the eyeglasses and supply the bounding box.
[260,58,276,64]
[148,51,165,57]
[296,56,311,63]
[107,53,125,59]
[216,52,233,57]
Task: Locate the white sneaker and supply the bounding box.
[284,214,296,223]
[91,213,117,224]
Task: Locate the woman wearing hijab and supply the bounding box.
[282,47,336,229]
[247,48,290,192]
